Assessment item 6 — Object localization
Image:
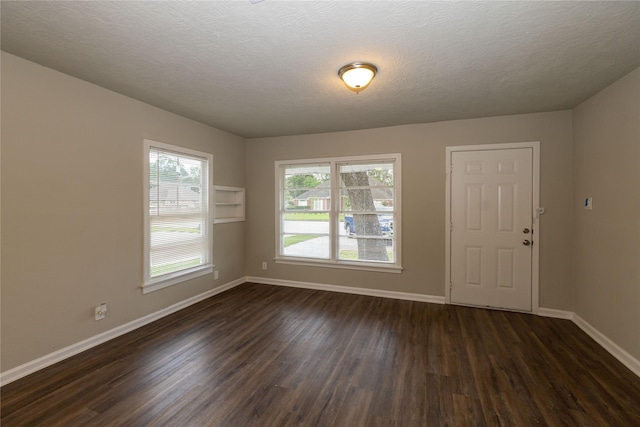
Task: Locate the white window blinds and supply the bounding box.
[144,140,213,293]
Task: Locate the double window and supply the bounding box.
[143,140,213,293]
[275,154,401,272]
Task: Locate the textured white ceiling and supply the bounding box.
[2,1,639,138]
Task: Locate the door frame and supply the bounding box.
[445,142,541,313]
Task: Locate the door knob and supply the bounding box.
[523,240,531,246]
[523,228,530,234]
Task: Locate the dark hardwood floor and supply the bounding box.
[2,282,639,426]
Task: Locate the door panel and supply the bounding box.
[450,148,533,312]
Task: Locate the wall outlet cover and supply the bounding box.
[585,197,593,210]
[94,303,107,321]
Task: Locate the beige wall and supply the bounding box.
[5,48,635,376]
[246,111,574,309]
[573,67,640,361]
[1,52,246,371]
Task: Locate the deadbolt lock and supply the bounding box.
[523,228,530,234]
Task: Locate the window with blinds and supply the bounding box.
[143,139,213,294]
[275,153,402,273]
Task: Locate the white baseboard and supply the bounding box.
[571,313,640,377]
[246,276,446,304]
[537,307,573,319]
[0,277,245,387]
[539,307,640,377]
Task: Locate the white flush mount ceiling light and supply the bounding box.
[338,62,378,94]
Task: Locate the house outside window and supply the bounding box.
[143,139,214,293]
[275,154,402,273]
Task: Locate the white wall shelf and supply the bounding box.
[214,186,245,223]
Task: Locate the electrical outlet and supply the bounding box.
[585,197,593,210]
[262,261,267,270]
[214,270,219,280]
[95,303,107,321]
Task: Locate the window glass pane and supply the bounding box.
[283,164,331,212]
[341,213,393,238]
[283,212,332,230]
[340,189,394,212]
[339,162,394,187]
[282,232,330,259]
[338,212,394,264]
[338,162,394,213]
[338,235,394,263]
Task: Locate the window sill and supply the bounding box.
[142,264,214,294]
[274,257,402,274]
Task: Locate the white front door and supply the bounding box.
[449,148,534,312]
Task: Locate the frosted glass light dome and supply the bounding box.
[338,63,377,93]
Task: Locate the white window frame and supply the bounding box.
[275,153,402,273]
[143,139,214,294]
